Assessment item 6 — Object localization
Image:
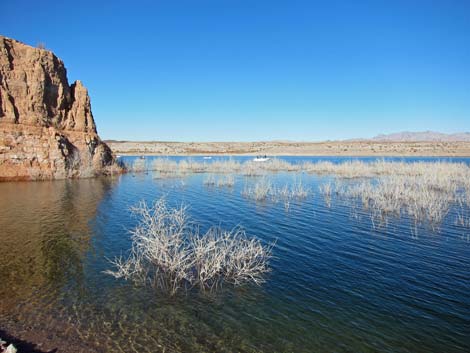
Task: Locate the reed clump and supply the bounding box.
[242,177,273,201]
[303,160,470,181]
[152,158,179,173]
[319,181,333,207]
[203,174,235,187]
[127,158,470,185]
[339,175,460,230]
[243,177,310,206]
[203,174,216,186]
[105,198,272,294]
[131,158,147,173]
[125,157,470,230]
[216,175,235,187]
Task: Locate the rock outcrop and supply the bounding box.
[0,35,121,181]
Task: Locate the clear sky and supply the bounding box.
[2,0,469,141]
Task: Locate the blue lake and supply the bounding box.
[0,156,469,352]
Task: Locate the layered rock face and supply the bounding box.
[0,35,120,181]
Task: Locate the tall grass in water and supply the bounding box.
[128,158,470,182]
[203,174,235,187]
[105,198,272,294]
[217,175,235,187]
[131,159,147,173]
[152,158,178,173]
[319,181,333,207]
[127,157,470,186]
[124,157,470,231]
[288,178,310,199]
[242,177,273,201]
[203,174,216,186]
[303,160,470,180]
[298,160,470,231]
[243,177,310,210]
[340,175,456,231]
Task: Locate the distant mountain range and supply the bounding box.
[371,131,470,142]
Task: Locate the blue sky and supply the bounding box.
[2,0,469,141]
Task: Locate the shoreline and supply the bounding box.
[107,141,470,158]
[114,152,470,157]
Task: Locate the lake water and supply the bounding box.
[1,156,469,352]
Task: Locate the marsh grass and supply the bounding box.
[131,159,147,173]
[216,175,235,187]
[338,175,460,231]
[128,158,470,181]
[243,177,310,211]
[319,181,333,208]
[105,198,272,295]
[456,193,470,239]
[203,174,216,186]
[125,157,470,232]
[203,174,236,187]
[289,178,310,199]
[242,177,273,201]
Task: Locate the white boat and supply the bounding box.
[203,156,212,160]
[253,156,270,162]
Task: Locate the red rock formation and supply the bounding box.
[0,35,121,181]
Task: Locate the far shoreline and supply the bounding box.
[115,153,470,157]
[107,140,470,158]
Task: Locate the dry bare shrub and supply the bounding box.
[203,174,216,186]
[307,160,470,182]
[340,175,455,230]
[304,160,470,231]
[272,179,310,211]
[262,158,301,172]
[242,177,273,201]
[179,158,206,173]
[241,161,265,177]
[216,175,235,187]
[203,174,235,187]
[105,198,272,294]
[209,159,242,173]
[289,178,310,198]
[131,159,147,172]
[319,181,332,197]
[152,158,178,173]
[243,177,310,211]
[319,181,333,207]
[192,227,272,289]
[128,158,470,191]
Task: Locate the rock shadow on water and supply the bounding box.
[0,177,119,351]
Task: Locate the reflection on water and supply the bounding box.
[0,157,469,353]
[0,178,114,310]
[0,178,117,353]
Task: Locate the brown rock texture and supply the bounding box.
[0,35,120,181]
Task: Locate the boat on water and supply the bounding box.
[203,156,212,160]
[253,155,270,162]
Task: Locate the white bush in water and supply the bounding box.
[105,198,273,294]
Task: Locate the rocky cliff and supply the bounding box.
[0,35,120,181]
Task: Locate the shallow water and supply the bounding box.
[1,156,469,352]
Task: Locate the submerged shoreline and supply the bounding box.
[0,320,99,353]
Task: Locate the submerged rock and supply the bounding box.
[0,337,16,353]
[5,344,17,353]
[0,35,121,180]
